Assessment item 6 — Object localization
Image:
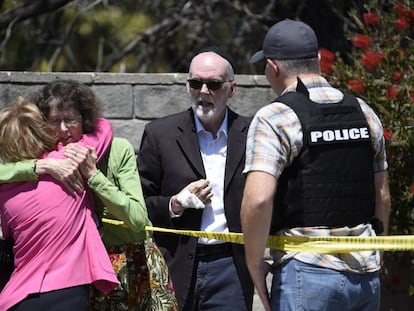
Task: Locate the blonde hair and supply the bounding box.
[0,97,57,162]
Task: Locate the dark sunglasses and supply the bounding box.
[188,79,230,91]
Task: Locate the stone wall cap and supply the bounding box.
[0,71,269,86]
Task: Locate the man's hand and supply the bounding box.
[254,261,272,311]
[35,158,84,194]
[171,179,213,214]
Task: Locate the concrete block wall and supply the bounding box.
[0,72,275,151]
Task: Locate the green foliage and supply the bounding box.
[321,0,414,296]
[0,0,368,73]
[0,0,155,72]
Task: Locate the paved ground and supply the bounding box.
[253,291,266,311]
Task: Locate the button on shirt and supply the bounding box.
[195,112,229,245]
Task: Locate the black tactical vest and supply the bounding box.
[271,80,376,233]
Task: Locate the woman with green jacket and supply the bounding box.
[0,79,177,311]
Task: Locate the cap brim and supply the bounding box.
[249,50,264,63]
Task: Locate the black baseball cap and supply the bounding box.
[250,20,319,63]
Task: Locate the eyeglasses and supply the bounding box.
[48,115,81,127]
[187,79,231,91]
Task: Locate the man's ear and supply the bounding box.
[267,59,278,73]
[229,81,236,98]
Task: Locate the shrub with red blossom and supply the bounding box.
[383,128,393,141]
[360,51,384,71]
[321,0,414,297]
[347,79,366,94]
[319,48,335,75]
[351,34,371,50]
[363,11,380,26]
[386,85,399,99]
[409,183,414,196]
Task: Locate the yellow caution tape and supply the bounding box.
[144,226,414,253]
[102,218,414,253]
[102,218,127,227]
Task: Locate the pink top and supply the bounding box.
[0,118,119,310]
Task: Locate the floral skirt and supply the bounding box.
[89,238,178,311]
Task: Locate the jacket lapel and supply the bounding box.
[176,109,205,178]
[224,109,248,191]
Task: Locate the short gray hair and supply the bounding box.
[274,57,320,77]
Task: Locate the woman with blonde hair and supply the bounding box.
[0,97,118,310]
[0,80,177,311]
[0,97,57,162]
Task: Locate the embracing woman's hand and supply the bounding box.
[63,144,98,179]
[35,158,84,194]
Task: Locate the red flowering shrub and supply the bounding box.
[386,85,399,99]
[360,51,384,71]
[319,48,335,75]
[383,128,393,141]
[351,34,371,50]
[391,71,402,82]
[324,0,414,296]
[409,183,414,196]
[394,16,409,30]
[363,11,380,26]
[347,79,365,94]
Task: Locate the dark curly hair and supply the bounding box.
[34,79,102,133]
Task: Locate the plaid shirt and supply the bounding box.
[244,76,387,273]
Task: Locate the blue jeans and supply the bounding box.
[187,256,248,311]
[271,259,380,311]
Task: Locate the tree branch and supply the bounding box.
[0,0,74,28]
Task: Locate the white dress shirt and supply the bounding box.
[195,112,229,244]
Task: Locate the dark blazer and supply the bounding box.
[137,108,253,310]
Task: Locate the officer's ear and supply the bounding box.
[267,59,279,74]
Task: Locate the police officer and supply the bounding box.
[241,20,390,311]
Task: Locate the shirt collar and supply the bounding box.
[282,75,331,95]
